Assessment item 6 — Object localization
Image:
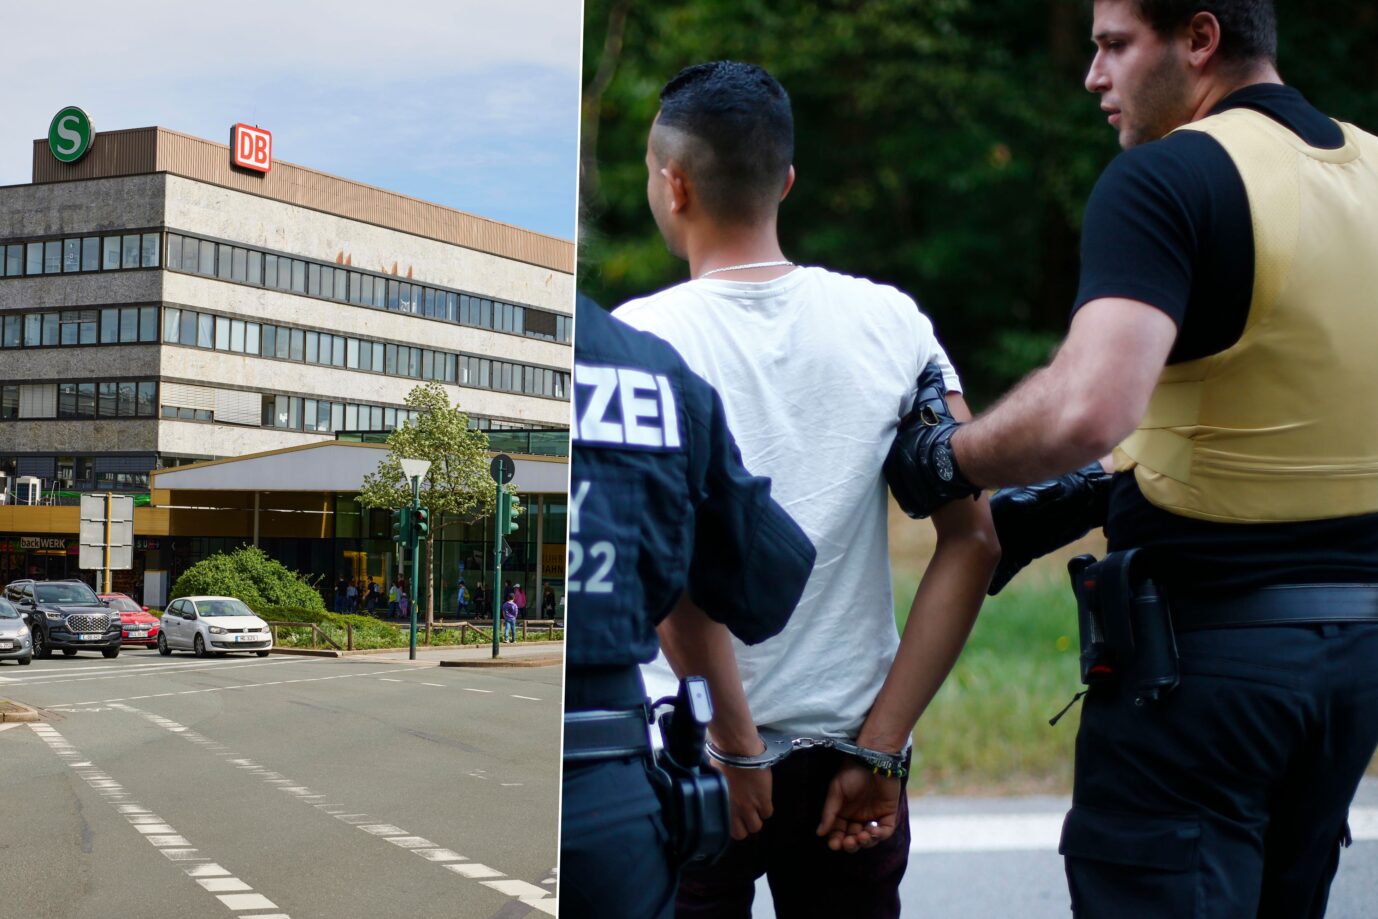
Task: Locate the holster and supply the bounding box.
[648,677,732,866]
[1068,549,1179,704]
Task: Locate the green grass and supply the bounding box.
[257,607,561,650]
[896,572,1084,795]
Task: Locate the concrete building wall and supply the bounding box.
[157,419,327,457]
[0,174,166,238]
[163,176,572,316]
[161,273,567,370]
[3,418,159,453]
[0,343,161,381]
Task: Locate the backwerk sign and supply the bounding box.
[48,106,94,164]
[231,123,272,173]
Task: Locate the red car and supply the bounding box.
[99,593,160,648]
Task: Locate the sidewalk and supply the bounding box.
[335,642,563,668]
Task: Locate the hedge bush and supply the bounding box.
[169,546,324,611]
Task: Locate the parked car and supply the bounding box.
[158,597,273,658]
[99,593,160,649]
[0,598,33,665]
[3,579,121,659]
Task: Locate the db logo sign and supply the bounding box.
[231,123,272,174]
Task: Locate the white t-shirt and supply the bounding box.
[614,266,959,737]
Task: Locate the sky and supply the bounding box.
[1,0,582,240]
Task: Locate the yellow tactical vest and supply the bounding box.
[1113,106,1378,523]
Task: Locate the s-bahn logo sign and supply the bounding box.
[48,106,94,164]
[231,123,272,174]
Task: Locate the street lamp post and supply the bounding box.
[399,458,431,661]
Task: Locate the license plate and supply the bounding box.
[0,641,12,650]
[236,634,262,642]
[80,634,101,641]
[127,631,148,638]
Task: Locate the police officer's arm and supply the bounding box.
[950,298,1177,487]
[818,394,1000,852]
[658,596,774,841]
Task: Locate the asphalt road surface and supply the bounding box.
[752,781,1378,916]
[0,650,560,919]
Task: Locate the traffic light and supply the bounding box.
[392,507,413,545]
[501,491,520,535]
[415,507,430,540]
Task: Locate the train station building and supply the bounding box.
[0,113,572,609]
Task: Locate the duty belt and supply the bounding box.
[562,707,651,762]
[1170,583,1378,631]
[707,728,911,779]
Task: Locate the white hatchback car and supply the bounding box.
[158,596,273,657]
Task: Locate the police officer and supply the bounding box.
[888,2,1378,915]
[561,294,815,919]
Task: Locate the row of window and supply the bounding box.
[165,232,571,343]
[0,233,160,278]
[258,395,421,434]
[0,380,158,420]
[162,306,569,400]
[1,307,159,348]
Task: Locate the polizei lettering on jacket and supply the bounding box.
[572,362,682,451]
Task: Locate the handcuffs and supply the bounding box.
[707,728,912,780]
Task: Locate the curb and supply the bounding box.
[0,700,42,723]
[271,640,564,660]
[440,655,563,669]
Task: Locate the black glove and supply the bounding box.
[987,462,1112,595]
[884,360,980,519]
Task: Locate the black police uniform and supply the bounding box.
[561,295,815,919]
[1055,85,1378,917]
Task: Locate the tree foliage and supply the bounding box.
[356,382,509,525]
[580,0,1378,405]
[169,545,324,611]
[356,383,520,629]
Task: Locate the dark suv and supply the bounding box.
[4,579,122,659]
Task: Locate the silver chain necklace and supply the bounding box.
[699,259,795,278]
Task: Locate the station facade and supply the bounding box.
[0,117,572,609]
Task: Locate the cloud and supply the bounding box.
[1,0,580,238]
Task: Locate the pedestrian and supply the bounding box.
[561,294,816,919]
[473,582,487,618]
[365,578,379,614]
[542,585,556,620]
[345,579,358,613]
[611,60,996,915]
[513,583,526,620]
[334,575,347,613]
[893,2,1378,913]
[456,578,468,618]
[387,579,400,619]
[501,590,517,643]
[398,587,410,623]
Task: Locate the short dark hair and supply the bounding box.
[1133,0,1276,63]
[655,61,794,224]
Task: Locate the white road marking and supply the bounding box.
[422,682,444,687]
[0,723,23,734]
[379,678,403,682]
[3,659,290,686]
[463,688,493,694]
[511,695,541,701]
[27,724,289,916]
[46,668,414,707]
[110,701,557,912]
[906,806,1378,853]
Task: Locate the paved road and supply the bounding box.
[753,781,1378,916]
[0,649,560,919]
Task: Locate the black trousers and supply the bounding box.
[1062,623,1378,918]
[561,758,675,919]
[676,748,911,919]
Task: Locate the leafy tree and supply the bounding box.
[580,0,1378,405]
[356,382,521,633]
[169,545,324,611]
